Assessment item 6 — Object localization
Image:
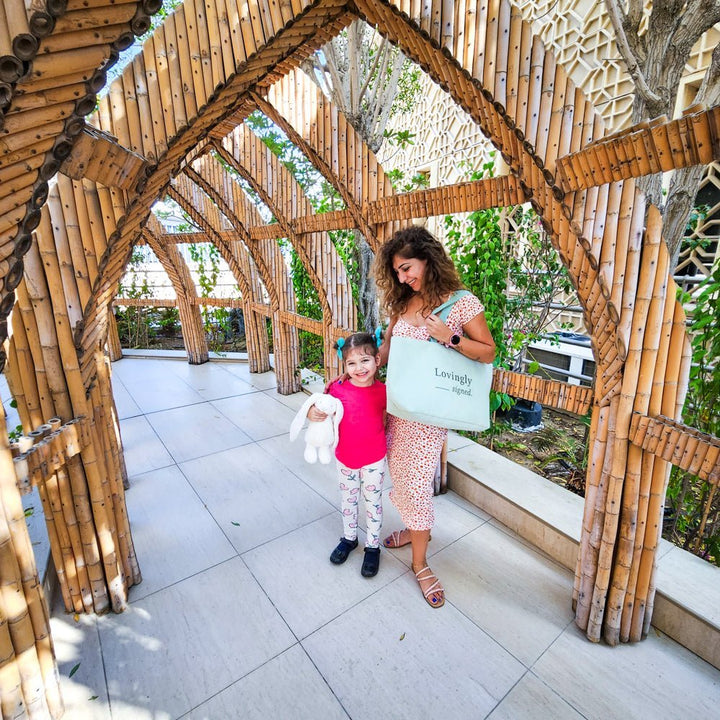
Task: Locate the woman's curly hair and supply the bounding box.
[374,226,463,317]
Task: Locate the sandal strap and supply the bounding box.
[414,566,444,599]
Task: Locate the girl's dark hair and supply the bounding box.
[374,225,462,317]
[334,331,383,360]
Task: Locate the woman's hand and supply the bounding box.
[324,373,348,392]
[424,311,496,363]
[424,313,453,344]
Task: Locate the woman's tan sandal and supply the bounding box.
[383,529,431,548]
[414,565,445,608]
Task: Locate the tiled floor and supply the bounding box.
[49,357,720,719]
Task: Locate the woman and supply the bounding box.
[375,225,496,608]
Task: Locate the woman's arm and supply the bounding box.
[424,311,496,363]
[377,315,397,368]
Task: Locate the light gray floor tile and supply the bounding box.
[532,623,720,719]
[303,577,525,720]
[99,557,295,720]
[125,465,236,601]
[180,444,335,553]
[182,644,349,720]
[168,362,257,401]
[379,490,490,567]
[222,363,278,389]
[212,393,298,441]
[120,416,174,476]
[487,672,584,719]
[447,429,476,451]
[430,523,574,666]
[145,402,252,463]
[119,363,207,414]
[243,514,408,638]
[258,434,340,504]
[108,376,142,419]
[50,608,111,720]
[110,357,186,383]
[262,387,312,412]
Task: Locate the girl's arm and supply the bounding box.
[424,311,496,363]
[377,316,397,368]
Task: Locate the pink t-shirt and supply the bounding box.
[328,379,387,468]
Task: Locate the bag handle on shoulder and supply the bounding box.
[432,290,470,320]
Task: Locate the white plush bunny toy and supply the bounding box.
[289,393,344,464]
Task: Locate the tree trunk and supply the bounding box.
[606,0,720,266]
[355,230,379,332]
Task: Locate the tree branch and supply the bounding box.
[605,0,662,106]
[695,41,720,106]
[358,35,386,107]
[626,0,644,33]
[671,0,720,54]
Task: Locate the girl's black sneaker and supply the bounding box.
[361,546,380,577]
[330,537,358,564]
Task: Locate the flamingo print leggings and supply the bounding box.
[337,457,386,549]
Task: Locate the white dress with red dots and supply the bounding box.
[387,293,485,531]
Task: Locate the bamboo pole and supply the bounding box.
[575,399,614,632]
[1,407,64,716]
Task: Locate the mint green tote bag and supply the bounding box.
[386,291,493,432]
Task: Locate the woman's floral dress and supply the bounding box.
[387,293,484,530]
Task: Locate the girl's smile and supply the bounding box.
[344,348,380,387]
[392,255,427,292]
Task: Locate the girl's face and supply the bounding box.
[392,254,427,292]
[344,346,380,387]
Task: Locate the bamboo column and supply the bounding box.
[0,401,63,719]
[6,185,141,615]
[144,224,208,364]
[106,308,123,362]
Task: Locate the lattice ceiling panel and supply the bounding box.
[521,1,718,130]
[378,72,495,187]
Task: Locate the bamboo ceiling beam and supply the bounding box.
[76,1,355,384]
[214,126,335,323]
[166,178,252,301]
[177,174,518,241]
[249,82,381,248]
[60,125,149,190]
[556,104,720,191]
[183,158,283,310]
[0,0,161,365]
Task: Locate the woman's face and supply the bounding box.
[392,254,427,292]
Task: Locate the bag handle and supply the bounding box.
[428,290,470,343]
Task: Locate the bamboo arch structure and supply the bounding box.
[1,0,720,717]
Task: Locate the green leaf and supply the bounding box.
[231,521,240,527]
[89,696,98,701]
[399,632,405,641]
[69,663,81,678]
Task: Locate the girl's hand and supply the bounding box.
[307,406,328,422]
[424,314,453,344]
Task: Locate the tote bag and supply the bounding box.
[386,291,493,432]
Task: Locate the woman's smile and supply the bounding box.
[392,255,427,292]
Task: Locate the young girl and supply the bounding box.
[308,331,387,577]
